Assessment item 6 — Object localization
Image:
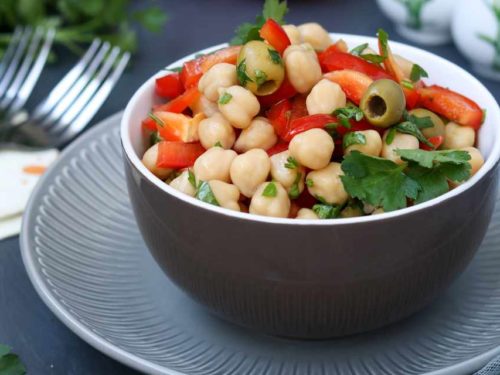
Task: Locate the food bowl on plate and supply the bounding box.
[121,31,500,338]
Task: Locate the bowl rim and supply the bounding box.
[121,32,500,226]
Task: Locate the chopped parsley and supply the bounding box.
[236,59,253,86]
[350,43,369,56]
[312,204,342,219]
[148,111,164,127]
[188,170,197,188]
[288,173,302,199]
[350,42,385,64]
[268,48,283,65]
[284,156,299,169]
[218,92,233,105]
[377,28,389,59]
[149,131,163,145]
[0,344,25,375]
[343,132,367,149]
[254,69,268,86]
[306,178,314,188]
[401,80,414,90]
[332,105,364,128]
[385,127,397,145]
[410,63,429,82]
[196,181,219,206]
[262,181,278,197]
[394,121,433,148]
[214,141,223,148]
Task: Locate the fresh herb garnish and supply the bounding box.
[377,28,390,59]
[230,0,288,45]
[401,80,414,90]
[350,43,369,56]
[410,63,429,82]
[214,141,223,148]
[404,111,434,129]
[196,181,219,206]
[385,127,397,145]
[394,121,433,147]
[333,106,364,128]
[288,173,302,199]
[149,131,163,145]
[236,59,253,86]
[343,132,367,149]
[262,181,278,197]
[0,344,25,375]
[350,42,385,63]
[284,156,299,169]
[255,69,268,86]
[268,48,283,65]
[396,149,471,169]
[218,92,233,105]
[148,112,164,127]
[312,204,342,219]
[188,170,197,189]
[306,178,314,187]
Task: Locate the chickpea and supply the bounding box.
[169,170,196,197]
[283,43,322,93]
[190,95,219,117]
[372,208,385,215]
[217,86,260,129]
[461,147,484,176]
[340,205,364,218]
[270,150,306,196]
[198,113,236,149]
[306,162,349,205]
[344,130,383,157]
[443,122,475,150]
[198,63,237,102]
[296,208,319,220]
[306,79,346,115]
[334,39,349,53]
[297,23,332,51]
[283,24,302,45]
[234,117,278,152]
[394,55,414,80]
[381,131,419,165]
[208,180,241,212]
[193,147,237,183]
[289,128,334,170]
[142,143,172,179]
[230,149,271,197]
[249,181,291,218]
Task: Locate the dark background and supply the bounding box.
[1,0,499,374]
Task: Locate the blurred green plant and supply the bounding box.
[0,0,168,60]
[478,0,500,71]
[396,0,431,30]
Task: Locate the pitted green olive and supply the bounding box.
[360,79,406,128]
[409,108,445,138]
[236,41,285,96]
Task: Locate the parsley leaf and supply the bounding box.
[401,80,414,90]
[377,28,389,59]
[341,151,420,211]
[343,132,367,149]
[214,141,223,148]
[385,127,396,145]
[313,204,342,219]
[394,121,434,148]
[395,149,471,169]
[236,59,253,86]
[188,170,197,189]
[332,106,364,128]
[306,178,314,187]
[350,43,369,56]
[410,63,429,82]
[284,156,299,169]
[0,344,25,375]
[262,0,288,23]
[360,53,386,64]
[254,69,268,86]
[218,92,233,105]
[262,181,278,197]
[268,48,283,65]
[149,131,163,145]
[148,112,164,127]
[288,173,302,199]
[196,182,220,206]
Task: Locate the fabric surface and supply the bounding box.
[476,355,500,374]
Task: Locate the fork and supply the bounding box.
[0,26,54,120]
[1,38,130,148]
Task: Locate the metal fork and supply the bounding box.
[2,39,130,148]
[0,26,54,119]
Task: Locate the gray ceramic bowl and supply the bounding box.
[121,34,500,338]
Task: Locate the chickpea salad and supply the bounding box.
[141,0,485,220]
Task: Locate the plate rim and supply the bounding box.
[19,117,500,374]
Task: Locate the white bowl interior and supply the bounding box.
[122,33,500,225]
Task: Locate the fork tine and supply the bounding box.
[38,42,111,128]
[56,52,131,146]
[31,38,101,121]
[0,27,32,98]
[7,28,55,114]
[0,27,23,81]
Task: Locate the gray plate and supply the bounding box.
[20,112,500,375]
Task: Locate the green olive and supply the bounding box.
[236,41,285,96]
[409,108,445,138]
[360,79,406,128]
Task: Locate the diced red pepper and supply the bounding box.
[420,135,444,151]
[290,95,308,120]
[157,142,206,169]
[142,117,157,132]
[403,86,420,109]
[266,142,289,156]
[259,19,291,54]
[180,46,241,89]
[324,70,373,105]
[154,112,204,142]
[283,114,336,142]
[319,51,392,80]
[417,85,484,130]
[267,99,292,139]
[154,87,201,114]
[155,73,184,99]
[258,77,297,108]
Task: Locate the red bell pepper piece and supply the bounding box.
[259,19,291,54]
[283,114,336,142]
[154,87,201,114]
[154,112,204,142]
[266,142,289,156]
[156,142,206,169]
[420,135,444,151]
[258,77,297,108]
[417,85,484,130]
[290,95,308,120]
[324,70,373,105]
[155,73,184,99]
[319,51,392,80]
[180,46,241,89]
[267,99,292,139]
[402,86,420,109]
[142,117,157,132]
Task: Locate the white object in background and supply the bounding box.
[0,147,58,240]
[452,0,500,81]
[376,0,454,45]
